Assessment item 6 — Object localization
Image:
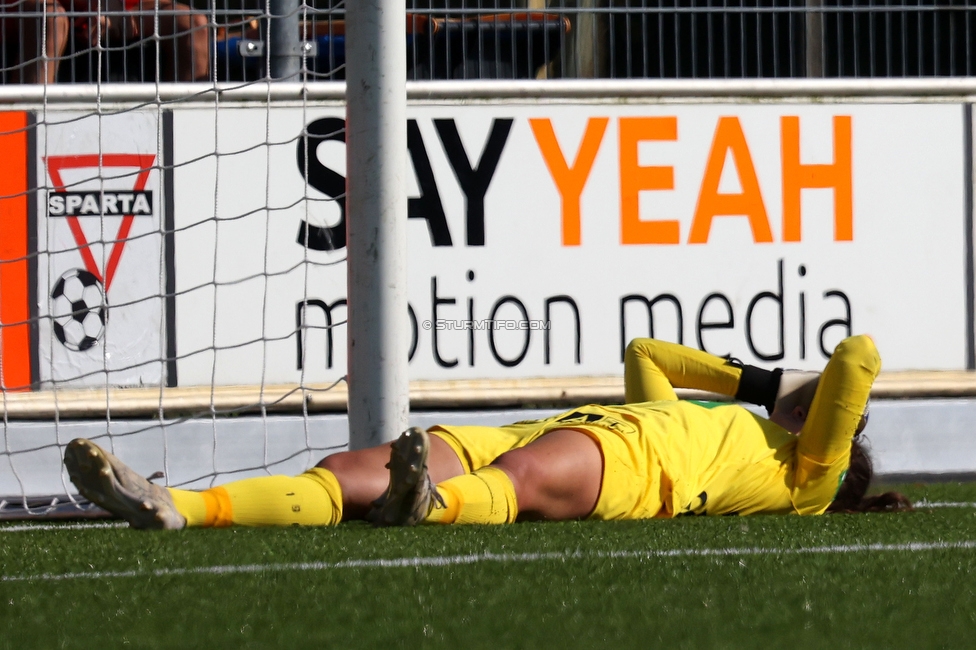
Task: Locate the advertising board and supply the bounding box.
[170,103,969,385]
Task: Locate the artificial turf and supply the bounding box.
[2,482,975,649]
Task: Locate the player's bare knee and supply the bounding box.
[490,451,537,504]
[317,451,357,474]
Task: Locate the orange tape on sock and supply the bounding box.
[201,487,234,528]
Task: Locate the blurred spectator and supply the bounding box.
[1,0,69,83]
[2,0,210,83]
[107,0,210,81]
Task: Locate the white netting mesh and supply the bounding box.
[0,79,356,517]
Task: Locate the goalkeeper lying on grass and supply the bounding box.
[64,334,909,530]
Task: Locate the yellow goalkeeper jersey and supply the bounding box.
[560,399,798,517]
[619,334,878,517]
[432,335,878,518]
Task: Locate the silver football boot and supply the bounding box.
[370,427,445,527]
[64,438,185,530]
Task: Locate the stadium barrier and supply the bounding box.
[3,78,976,517]
[1,371,976,420]
[7,2,976,84]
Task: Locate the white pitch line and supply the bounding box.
[3,540,976,584]
[2,502,972,533]
[0,521,126,533]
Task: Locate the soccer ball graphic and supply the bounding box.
[51,269,106,352]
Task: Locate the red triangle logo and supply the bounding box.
[45,154,156,292]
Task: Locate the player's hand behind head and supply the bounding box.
[770,370,820,434]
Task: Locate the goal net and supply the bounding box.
[1,92,366,518]
[0,2,362,519]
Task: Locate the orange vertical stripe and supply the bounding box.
[0,112,32,391]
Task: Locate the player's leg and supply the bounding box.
[167,468,345,527]
[64,438,186,529]
[375,427,603,526]
[477,428,602,521]
[65,437,339,529]
[64,434,467,528]
[316,436,464,520]
[167,435,465,526]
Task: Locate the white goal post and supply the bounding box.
[344,1,410,451]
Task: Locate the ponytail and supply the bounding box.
[826,438,912,513]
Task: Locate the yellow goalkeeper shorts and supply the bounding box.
[430,406,666,521]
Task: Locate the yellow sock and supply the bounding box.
[167,468,343,527]
[168,488,208,526]
[424,467,518,525]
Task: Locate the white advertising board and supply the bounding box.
[35,110,167,387]
[171,103,967,386]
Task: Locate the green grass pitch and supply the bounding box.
[2,482,976,649]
